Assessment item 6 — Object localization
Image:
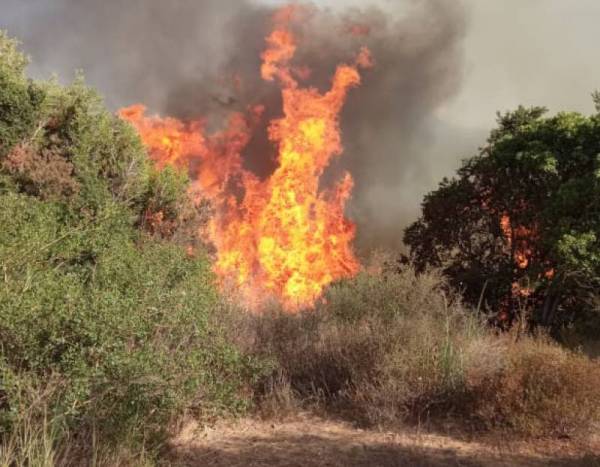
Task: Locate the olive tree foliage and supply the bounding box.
[405,105,600,334]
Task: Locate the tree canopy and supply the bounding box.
[405,105,600,334]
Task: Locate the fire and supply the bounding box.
[500,213,534,303]
[346,24,371,38]
[118,104,206,170]
[500,213,534,270]
[499,213,555,319]
[119,6,371,310]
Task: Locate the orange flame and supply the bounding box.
[500,213,534,270]
[500,213,554,312]
[119,6,371,310]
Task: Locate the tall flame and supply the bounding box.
[119,6,371,310]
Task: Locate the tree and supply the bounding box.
[405,105,600,334]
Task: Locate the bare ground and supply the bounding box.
[168,414,600,467]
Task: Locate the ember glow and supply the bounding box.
[500,213,535,304]
[500,213,534,270]
[119,6,372,310]
[500,213,554,311]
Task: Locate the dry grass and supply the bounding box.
[168,413,600,467]
[0,375,158,467]
[229,267,480,425]
[0,375,62,467]
[466,336,600,437]
[227,265,600,438]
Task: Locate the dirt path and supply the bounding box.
[168,414,600,467]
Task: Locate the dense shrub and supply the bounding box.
[0,31,263,464]
[0,32,45,158]
[0,191,258,458]
[2,143,80,200]
[139,166,193,238]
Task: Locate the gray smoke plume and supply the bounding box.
[1,0,468,252]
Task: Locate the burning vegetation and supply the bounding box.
[1,4,600,465]
[120,6,372,310]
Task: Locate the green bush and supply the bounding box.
[39,77,151,211]
[0,192,257,457]
[0,31,263,464]
[138,166,191,238]
[0,30,152,215]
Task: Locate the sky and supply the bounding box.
[7,0,599,125]
[441,0,600,128]
[2,0,599,249]
[263,0,600,127]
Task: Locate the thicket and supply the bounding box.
[0,31,260,465]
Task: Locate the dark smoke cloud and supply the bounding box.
[1,0,266,112]
[1,0,468,251]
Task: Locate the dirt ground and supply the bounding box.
[168,414,600,467]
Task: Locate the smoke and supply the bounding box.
[1,0,468,251]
